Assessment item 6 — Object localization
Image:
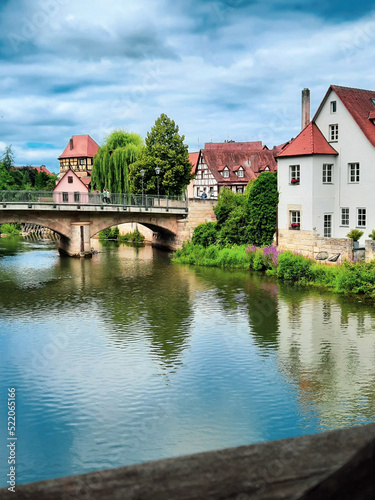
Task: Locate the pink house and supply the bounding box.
[53,169,89,204]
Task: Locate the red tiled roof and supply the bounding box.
[80,176,91,186]
[58,135,99,159]
[189,152,199,174]
[277,122,338,158]
[13,165,53,175]
[314,85,375,148]
[204,141,263,151]
[202,146,277,185]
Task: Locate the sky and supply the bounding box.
[1,0,375,173]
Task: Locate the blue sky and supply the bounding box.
[1,0,375,173]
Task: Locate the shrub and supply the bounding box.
[192,222,217,247]
[118,228,145,244]
[213,187,245,228]
[0,223,21,237]
[369,230,375,240]
[217,205,250,246]
[247,172,278,246]
[347,229,363,241]
[334,261,375,296]
[277,251,313,282]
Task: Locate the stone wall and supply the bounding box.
[278,228,353,263]
[365,240,375,262]
[175,198,216,247]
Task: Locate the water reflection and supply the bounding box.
[1,238,375,487]
[276,290,375,430]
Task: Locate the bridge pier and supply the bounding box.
[58,222,92,257]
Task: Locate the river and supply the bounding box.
[1,237,375,487]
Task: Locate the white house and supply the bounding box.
[277,85,375,256]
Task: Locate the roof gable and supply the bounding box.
[277,122,338,158]
[58,135,99,160]
[314,85,375,148]
[202,145,277,184]
[54,169,89,192]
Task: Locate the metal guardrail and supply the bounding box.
[0,191,188,211]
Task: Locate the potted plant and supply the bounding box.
[347,229,363,248]
[369,230,375,240]
[291,178,300,185]
[290,222,300,230]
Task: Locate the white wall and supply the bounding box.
[315,89,375,244]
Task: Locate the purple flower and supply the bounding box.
[262,245,282,266]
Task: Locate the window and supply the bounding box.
[329,124,338,141]
[324,214,332,237]
[357,208,366,227]
[341,208,349,226]
[371,98,375,105]
[290,210,300,229]
[222,168,229,178]
[62,192,68,202]
[80,159,85,165]
[322,164,333,184]
[289,165,300,184]
[348,163,360,183]
[74,192,80,202]
[68,176,73,184]
[330,101,337,113]
[236,186,243,193]
[237,168,244,178]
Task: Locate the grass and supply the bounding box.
[173,242,375,298]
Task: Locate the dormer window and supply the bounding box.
[237,168,244,178]
[222,167,229,178]
[264,166,270,171]
[371,98,375,105]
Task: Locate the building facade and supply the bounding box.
[191,141,280,199]
[58,135,99,179]
[277,85,375,253]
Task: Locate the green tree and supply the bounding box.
[1,145,14,169]
[0,146,16,190]
[247,172,278,246]
[213,187,246,229]
[129,114,192,196]
[92,130,144,193]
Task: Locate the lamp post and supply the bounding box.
[140,169,145,206]
[155,166,160,206]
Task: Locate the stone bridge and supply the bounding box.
[0,198,216,256]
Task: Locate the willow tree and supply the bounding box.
[91,130,144,193]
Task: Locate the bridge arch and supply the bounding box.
[0,213,69,238]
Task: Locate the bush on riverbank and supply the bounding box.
[99,226,145,244]
[99,226,119,240]
[174,242,375,298]
[173,242,250,268]
[117,228,145,244]
[0,223,21,237]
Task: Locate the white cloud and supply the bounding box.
[1,0,375,171]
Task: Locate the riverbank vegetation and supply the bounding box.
[174,243,375,297]
[173,172,375,297]
[99,226,145,244]
[0,223,21,237]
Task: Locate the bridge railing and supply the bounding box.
[0,190,188,210]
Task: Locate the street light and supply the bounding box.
[155,166,160,206]
[140,169,145,206]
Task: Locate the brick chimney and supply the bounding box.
[301,88,310,130]
[70,138,73,150]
